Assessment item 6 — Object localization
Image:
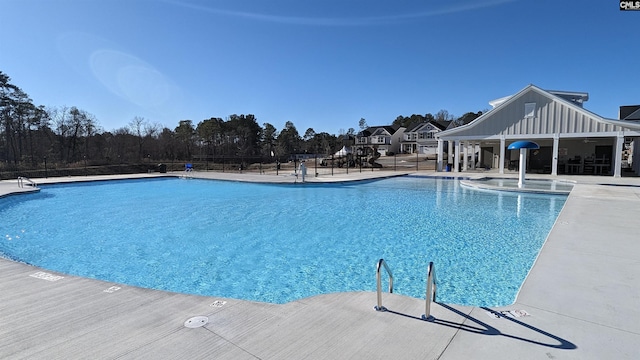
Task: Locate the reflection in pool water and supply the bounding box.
[0,176,567,306]
[461,177,574,194]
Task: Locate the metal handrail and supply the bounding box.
[422,261,437,321]
[17,177,37,188]
[374,258,393,311]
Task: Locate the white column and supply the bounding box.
[448,141,454,165]
[454,141,460,172]
[436,139,443,172]
[470,142,476,170]
[499,137,505,174]
[552,134,559,176]
[614,133,624,178]
[462,141,469,171]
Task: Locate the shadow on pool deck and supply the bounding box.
[1,171,639,359]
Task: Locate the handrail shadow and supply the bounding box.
[381,303,576,350]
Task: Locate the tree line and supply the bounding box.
[1,70,481,174]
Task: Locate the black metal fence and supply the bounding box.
[0,154,437,180]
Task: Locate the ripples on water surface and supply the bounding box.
[0,176,566,306]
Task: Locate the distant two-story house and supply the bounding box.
[356,126,404,156]
[399,121,447,157]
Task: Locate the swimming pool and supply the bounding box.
[0,176,566,306]
[461,177,574,194]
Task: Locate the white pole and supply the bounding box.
[499,137,505,174]
[436,139,443,172]
[552,134,559,176]
[463,141,469,171]
[518,148,526,188]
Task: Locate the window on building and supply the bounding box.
[524,102,536,118]
[419,132,434,139]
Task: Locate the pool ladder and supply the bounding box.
[374,259,393,311]
[17,177,37,188]
[422,261,437,321]
[375,259,437,321]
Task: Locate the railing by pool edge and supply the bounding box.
[422,261,437,322]
[374,258,393,311]
[17,177,37,188]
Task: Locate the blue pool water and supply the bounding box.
[0,176,566,306]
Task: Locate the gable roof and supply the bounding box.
[404,121,447,133]
[359,126,398,137]
[488,90,588,109]
[437,84,640,140]
[546,90,589,106]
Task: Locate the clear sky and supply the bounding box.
[2,0,638,135]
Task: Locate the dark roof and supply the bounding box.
[431,121,448,131]
[404,122,422,132]
[359,126,398,136]
[620,105,640,120]
[404,121,447,132]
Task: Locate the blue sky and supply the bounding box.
[2,0,638,135]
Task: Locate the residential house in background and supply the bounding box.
[356,126,404,156]
[399,121,447,158]
[435,84,640,177]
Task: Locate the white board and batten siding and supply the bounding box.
[437,85,640,141]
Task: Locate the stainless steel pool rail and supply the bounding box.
[17,177,37,188]
[374,258,393,311]
[422,261,437,321]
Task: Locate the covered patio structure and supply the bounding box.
[435,85,640,178]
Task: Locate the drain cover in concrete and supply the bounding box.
[184,316,209,328]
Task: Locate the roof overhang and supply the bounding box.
[436,84,640,140]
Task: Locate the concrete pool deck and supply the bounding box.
[1,170,639,359]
